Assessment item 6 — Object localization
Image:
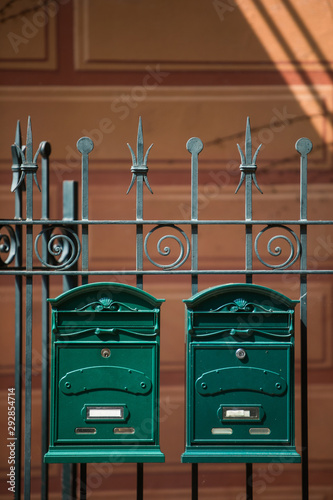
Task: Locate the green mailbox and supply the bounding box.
[181,283,300,463]
[44,282,165,463]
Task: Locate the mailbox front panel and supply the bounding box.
[191,344,291,444]
[55,343,156,444]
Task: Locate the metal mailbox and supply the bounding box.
[44,282,165,463]
[181,283,300,463]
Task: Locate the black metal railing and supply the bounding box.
[0,115,330,500]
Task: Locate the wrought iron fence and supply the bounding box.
[1,114,331,500]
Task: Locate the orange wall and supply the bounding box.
[0,1,333,498]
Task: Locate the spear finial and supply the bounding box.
[15,119,22,149]
[235,117,263,194]
[11,116,41,192]
[11,120,25,192]
[126,117,153,194]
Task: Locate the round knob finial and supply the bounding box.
[295,137,312,155]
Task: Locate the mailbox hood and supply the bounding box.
[184,283,298,312]
[48,282,165,338]
[48,282,165,310]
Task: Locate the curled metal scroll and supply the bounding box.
[0,225,17,266]
[144,225,190,269]
[255,225,301,269]
[35,227,81,269]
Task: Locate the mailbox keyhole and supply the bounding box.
[101,348,111,358]
[235,348,246,360]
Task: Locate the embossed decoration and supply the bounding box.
[34,227,81,269]
[144,224,190,270]
[0,225,17,267]
[75,298,138,312]
[97,297,114,310]
[255,225,301,269]
[211,299,273,313]
[233,298,249,310]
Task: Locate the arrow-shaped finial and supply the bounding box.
[26,115,33,163]
[235,117,263,194]
[15,119,22,149]
[11,120,26,192]
[245,116,252,165]
[126,117,153,194]
[11,116,41,192]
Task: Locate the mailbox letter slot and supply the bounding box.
[88,407,123,419]
[218,405,264,422]
[83,404,130,422]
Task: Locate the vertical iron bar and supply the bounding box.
[76,138,93,497]
[127,116,153,295]
[62,465,77,500]
[192,463,198,500]
[245,167,253,284]
[77,137,93,287]
[13,120,23,500]
[137,463,144,500]
[62,181,79,291]
[136,151,144,497]
[126,117,155,498]
[62,181,78,500]
[245,120,254,499]
[24,171,33,500]
[187,138,203,296]
[136,174,144,291]
[23,116,40,500]
[187,138,203,500]
[72,139,88,500]
[14,242,23,500]
[296,138,312,500]
[244,163,253,500]
[80,464,87,500]
[235,117,263,500]
[79,137,92,494]
[246,463,253,499]
[41,142,51,500]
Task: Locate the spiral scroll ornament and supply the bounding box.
[0,225,17,266]
[35,227,81,269]
[255,225,301,269]
[144,225,190,270]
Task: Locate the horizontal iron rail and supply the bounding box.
[1,219,333,225]
[1,269,333,275]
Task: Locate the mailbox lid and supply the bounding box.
[185,284,297,341]
[49,282,164,339]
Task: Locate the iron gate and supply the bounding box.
[0,115,330,499]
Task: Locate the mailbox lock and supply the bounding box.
[101,348,111,358]
[235,348,246,360]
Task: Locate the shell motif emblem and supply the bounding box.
[96,297,117,311]
[232,298,248,311]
